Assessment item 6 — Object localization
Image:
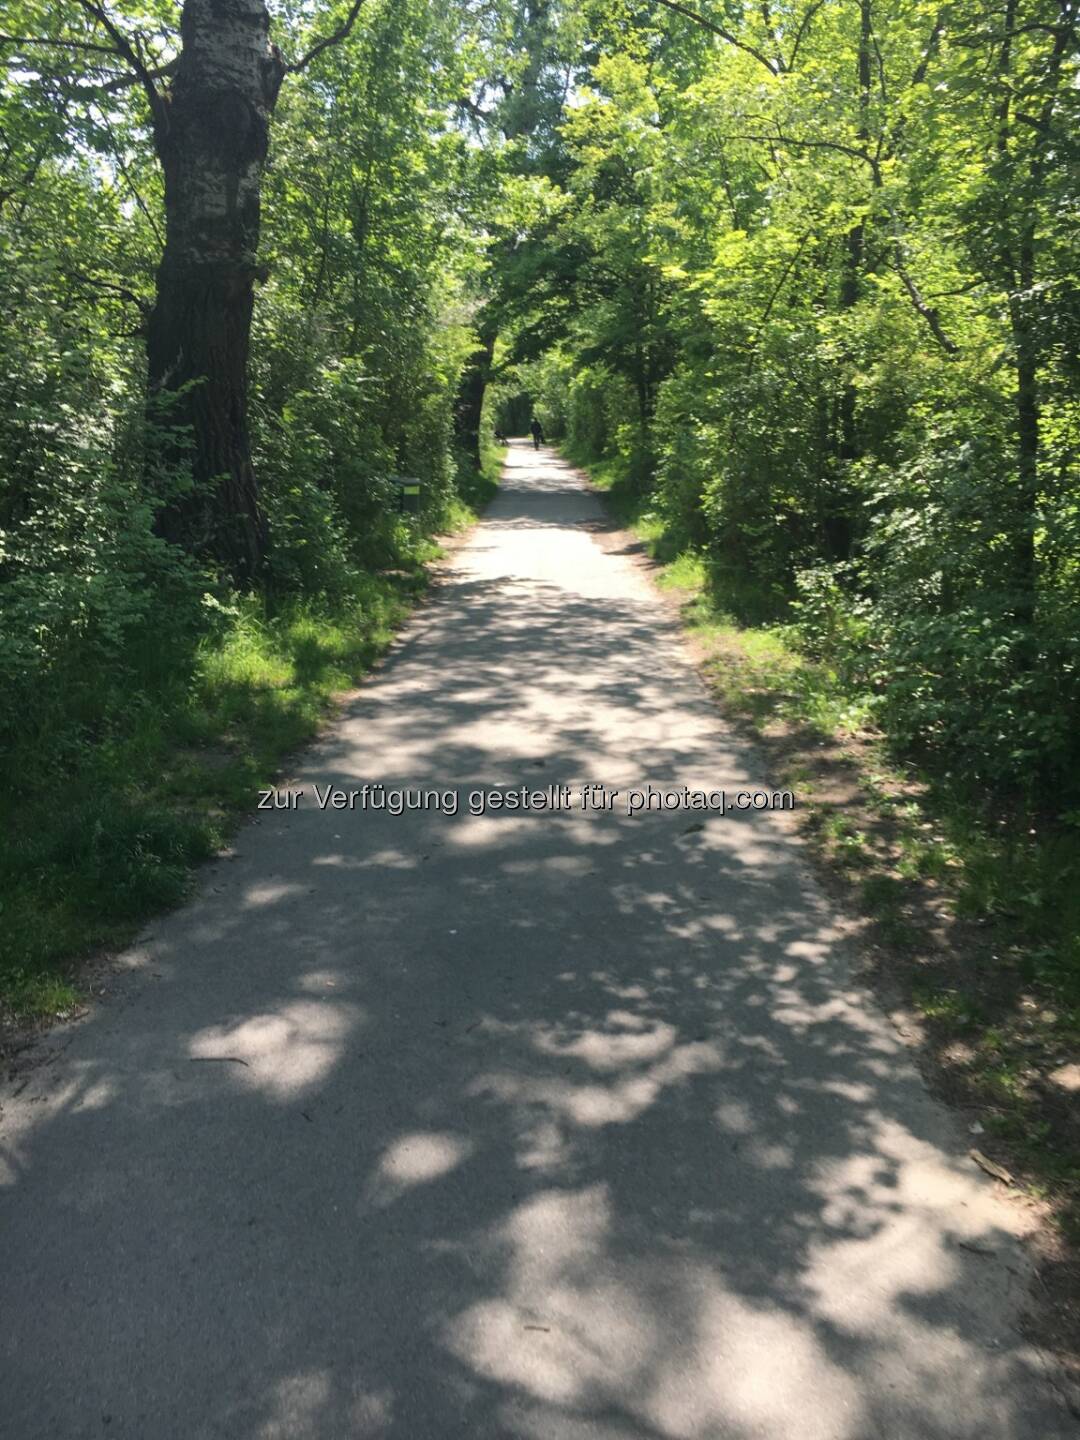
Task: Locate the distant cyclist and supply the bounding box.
[530,417,545,450]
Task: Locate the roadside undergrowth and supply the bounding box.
[0,456,502,1038]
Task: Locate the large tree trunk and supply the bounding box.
[147,0,285,582]
[454,321,495,466]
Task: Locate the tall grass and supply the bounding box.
[1,566,429,1019]
[1,442,507,1022]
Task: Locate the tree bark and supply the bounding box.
[146,0,285,581]
[455,321,496,466]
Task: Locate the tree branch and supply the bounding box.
[871,29,887,102]
[652,0,780,76]
[759,0,787,72]
[457,94,495,129]
[727,129,880,180]
[66,266,151,316]
[787,0,827,70]
[1,29,177,102]
[93,104,164,246]
[70,0,169,133]
[0,32,118,56]
[745,230,813,372]
[891,247,959,354]
[909,10,945,90]
[287,0,366,73]
[66,55,179,99]
[926,277,985,299]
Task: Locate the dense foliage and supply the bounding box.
[1,0,484,711]
[0,0,512,1004]
[508,0,1079,805]
[1,0,1078,1012]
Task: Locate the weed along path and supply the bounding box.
[0,440,1072,1439]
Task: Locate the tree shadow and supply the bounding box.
[0,442,1070,1439]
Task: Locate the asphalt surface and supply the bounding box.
[1,440,1072,1438]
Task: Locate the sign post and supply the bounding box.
[397,479,422,516]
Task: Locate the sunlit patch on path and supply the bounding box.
[0,442,1069,1438]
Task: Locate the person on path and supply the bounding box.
[530,417,545,450]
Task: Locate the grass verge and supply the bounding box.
[0,574,422,1031]
[576,446,1080,1363]
[1,459,503,1038]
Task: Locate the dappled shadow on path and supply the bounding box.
[0,443,1065,1439]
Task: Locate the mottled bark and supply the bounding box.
[146,0,285,580]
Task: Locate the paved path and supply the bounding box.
[1,441,1071,1439]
